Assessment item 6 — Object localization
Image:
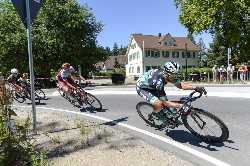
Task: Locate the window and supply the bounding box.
[187,52,191,58]
[182,52,185,58]
[193,52,196,58]
[129,55,132,61]
[137,66,140,73]
[176,52,179,58]
[154,51,160,58]
[129,67,131,73]
[145,50,150,57]
[151,50,154,57]
[132,67,134,73]
[172,52,175,58]
[162,51,169,58]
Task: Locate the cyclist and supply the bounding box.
[7,68,23,91]
[136,61,205,121]
[56,63,85,97]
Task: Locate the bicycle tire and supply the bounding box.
[136,102,167,129]
[35,89,46,100]
[12,91,25,103]
[85,93,102,111]
[181,108,229,143]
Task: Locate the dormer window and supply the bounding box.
[158,34,176,47]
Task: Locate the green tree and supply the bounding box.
[197,38,207,66]
[187,32,195,44]
[175,0,250,64]
[119,45,127,55]
[0,0,107,76]
[112,42,119,56]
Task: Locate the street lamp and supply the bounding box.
[185,43,188,81]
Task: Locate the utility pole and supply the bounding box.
[185,43,188,81]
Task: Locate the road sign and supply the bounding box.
[11,0,43,28]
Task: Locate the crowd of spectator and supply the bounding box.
[212,64,248,84]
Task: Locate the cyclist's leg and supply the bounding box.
[59,80,72,97]
[136,87,161,113]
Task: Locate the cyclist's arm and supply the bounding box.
[65,80,76,89]
[173,81,194,90]
[170,80,195,90]
[162,100,182,108]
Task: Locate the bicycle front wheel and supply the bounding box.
[85,93,102,111]
[181,108,229,143]
[35,89,46,100]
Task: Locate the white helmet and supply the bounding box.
[163,61,180,74]
[11,68,18,74]
[69,66,75,73]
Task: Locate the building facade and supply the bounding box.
[126,33,200,78]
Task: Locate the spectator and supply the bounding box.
[227,64,234,84]
[212,65,218,83]
[243,64,248,82]
[238,64,246,84]
[0,72,4,84]
[219,65,226,84]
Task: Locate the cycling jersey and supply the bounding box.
[136,69,181,104]
[7,74,19,84]
[56,67,75,81]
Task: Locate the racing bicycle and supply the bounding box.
[58,85,102,111]
[136,90,229,143]
[10,83,41,104]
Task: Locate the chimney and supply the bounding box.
[158,33,162,37]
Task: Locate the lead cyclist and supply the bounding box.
[136,61,206,122]
[56,63,86,98]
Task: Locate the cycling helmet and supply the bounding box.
[61,63,70,69]
[69,66,75,73]
[11,68,18,74]
[163,61,180,74]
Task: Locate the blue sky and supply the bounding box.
[78,0,212,49]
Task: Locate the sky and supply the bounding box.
[78,0,212,49]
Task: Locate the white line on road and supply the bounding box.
[16,105,231,166]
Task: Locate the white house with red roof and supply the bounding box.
[126,33,200,78]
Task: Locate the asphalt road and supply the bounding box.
[17,86,250,166]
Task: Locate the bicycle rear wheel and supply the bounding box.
[181,108,229,143]
[85,93,102,111]
[35,89,46,100]
[12,91,25,103]
[136,102,167,129]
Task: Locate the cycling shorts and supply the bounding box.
[57,77,75,89]
[136,86,168,104]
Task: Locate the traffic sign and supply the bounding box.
[11,0,43,27]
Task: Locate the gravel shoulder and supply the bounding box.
[13,106,194,166]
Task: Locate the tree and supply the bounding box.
[112,42,119,56]
[197,38,207,66]
[119,45,127,55]
[187,32,195,44]
[0,0,107,76]
[174,0,250,64]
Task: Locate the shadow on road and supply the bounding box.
[27,102,47,105]
[166,129,234,151]
[80,107,108,113]
[100,117,129,127]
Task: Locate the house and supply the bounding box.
[126,33,200,79]
[95,55,127,72]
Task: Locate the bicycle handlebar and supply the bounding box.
[183,89,207,104]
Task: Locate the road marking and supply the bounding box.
[51,90,250,99]
[16,105,231,166]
